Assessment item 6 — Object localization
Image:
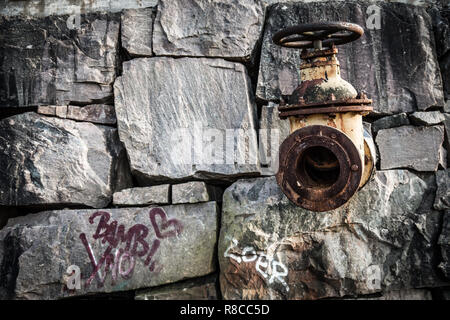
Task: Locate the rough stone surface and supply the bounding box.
[114,57,260,183]
[0,112,130,208]
[152,0,265,62]
[121,8,154,57]
[0,0,158,17]
[259,103,290,176]
[219,171,445,300]
[376,125,445,171]
[37,105,116,125]
[410,111,446,126]
[439,211,450,279]
[135,275,218,300]
[0,202,218,299]
[113,185,170,207]
[372,113,410,134]
[256,2,444,114]
[435,170,450,210]
[0,13,119,107]
[172,182,222,204]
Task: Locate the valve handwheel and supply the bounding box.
[272,22,364,49]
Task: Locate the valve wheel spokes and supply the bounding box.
[273,22,364,49]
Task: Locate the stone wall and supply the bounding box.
[0,0,449,300]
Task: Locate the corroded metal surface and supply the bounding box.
[272,22,364,49]
[279,103,373,118]
[276,125,362,212]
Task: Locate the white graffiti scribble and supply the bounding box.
[224,238,290,292]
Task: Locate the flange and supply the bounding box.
[276,125,362,212]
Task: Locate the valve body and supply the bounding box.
[274,23,375,212]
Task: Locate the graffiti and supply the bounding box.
[224,238,289,292]
[79,208,183,288]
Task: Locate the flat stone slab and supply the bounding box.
[219,171,445,299]
[0,13,119,107]
[37,105,116,125]
[376,125,445,171]
[0,112,130,208]
[121,8,154,57]
[172,181,222,204]
[372,113,410,134]
[114,57,261,183]
[152,0,265,62]
[113,185,170,206]
[256,2,444,114]
[0,202,218,299]
[135,274,218,300]
[410,111,446,126]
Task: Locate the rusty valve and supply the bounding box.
[273,22,376,212]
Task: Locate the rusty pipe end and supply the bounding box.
[276,125,362,212]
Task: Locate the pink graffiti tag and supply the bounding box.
[79,208,183,288]
[150,207,183,239]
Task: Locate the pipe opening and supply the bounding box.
[296,146,340,188]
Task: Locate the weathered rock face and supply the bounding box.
[435,170,450,210]
[114,57,260,183]
[256,2,444,114]
[121,8,154,57]
[37,105,117,125]
[219,171,445,300]
[152,0,265,62]
[0,112,130,208]
[0,202,218,299]
[113,185,170,207]
[376,125,445,171]
[0,13,119,107]
[135,275,218,300]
